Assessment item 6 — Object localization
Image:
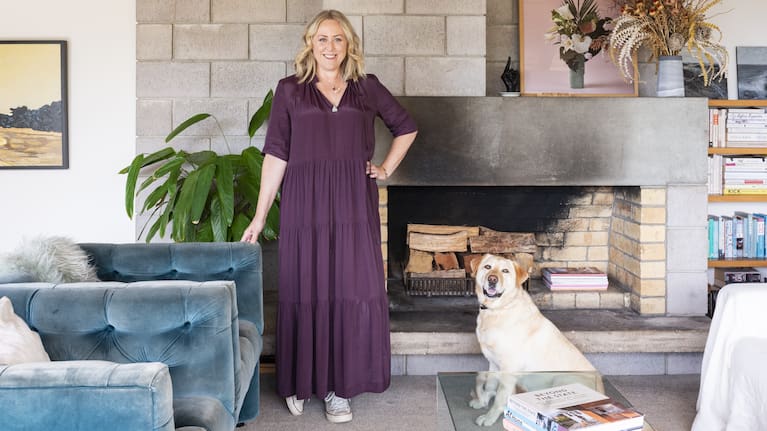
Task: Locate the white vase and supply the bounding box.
[656,55,685,97]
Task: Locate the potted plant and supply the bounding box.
[121,90,279,243]
[606,0,729,91]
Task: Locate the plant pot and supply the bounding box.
[569,56,585,89]
[656,55,685,97]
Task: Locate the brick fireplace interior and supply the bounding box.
[381,185,667,314]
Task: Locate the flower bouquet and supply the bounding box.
[607,0,728,85]
[546,0,612,88]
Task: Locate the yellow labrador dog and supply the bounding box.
[469,254,599,426]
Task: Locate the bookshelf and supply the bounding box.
[708,99,767,268]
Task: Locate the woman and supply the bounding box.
[241,9,417,424]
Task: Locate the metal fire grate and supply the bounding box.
[404,273,475,297]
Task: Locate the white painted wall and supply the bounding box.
[0,0,136,252]
[711,1,767,99]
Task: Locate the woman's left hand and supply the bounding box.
[366,161,388,180]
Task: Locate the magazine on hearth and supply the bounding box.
[542,267,608,291]
[504,383,644,431]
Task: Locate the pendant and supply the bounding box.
[332,105,338,113]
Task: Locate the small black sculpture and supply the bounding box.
[501,56,520,92]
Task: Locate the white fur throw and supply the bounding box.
[0,296,50,364]
[0,236,99,283]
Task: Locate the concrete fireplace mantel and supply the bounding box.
[375,96,710,316]
[374,97,708,187]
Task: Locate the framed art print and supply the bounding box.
[0,40,68,169]
[736,46,767,100]
[520,0,637,97]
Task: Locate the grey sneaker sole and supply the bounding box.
[325,411,353,423]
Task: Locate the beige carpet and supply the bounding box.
[244,372,700,431]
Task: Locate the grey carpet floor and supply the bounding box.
[244,372,700,431]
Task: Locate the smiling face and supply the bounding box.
[311,19,348,74]
[473,254,530,308]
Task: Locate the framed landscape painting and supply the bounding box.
[736,46,767,100]
[520,0,637,97]
[0,40,68,169]
[684,62,727,99]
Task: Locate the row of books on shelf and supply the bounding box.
[503,383,645,431]
[710,107,767,148]
[707,155,767,195]
[541,267,608,291]
[707,212,767,259]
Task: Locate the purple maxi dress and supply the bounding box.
[263,74,417,400]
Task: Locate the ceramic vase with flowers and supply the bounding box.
[606,0,729,96]
[546,0,612,89]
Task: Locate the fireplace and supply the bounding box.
[374,97,709,315]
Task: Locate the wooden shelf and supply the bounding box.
[709,195,767,202]
[709,147,767,155]
[709,258,767,268]
[708,99,767,108]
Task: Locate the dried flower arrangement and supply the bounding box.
[607,0,729,85]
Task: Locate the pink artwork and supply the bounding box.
[520,0,637,97]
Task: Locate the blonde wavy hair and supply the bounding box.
[295,10,365,83]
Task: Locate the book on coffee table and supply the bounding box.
[504,383,644,431]
[542,267,608,291]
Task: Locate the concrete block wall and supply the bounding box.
[136,0,489,141]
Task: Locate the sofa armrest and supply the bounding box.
[0,361,174,431]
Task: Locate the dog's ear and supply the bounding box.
[471,254,488,275]
[514,261,530,285]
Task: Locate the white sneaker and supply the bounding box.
[324,391,353,423]
[285,395,305,416]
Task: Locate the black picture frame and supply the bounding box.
[0,40,68,169]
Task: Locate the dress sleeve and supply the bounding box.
[368,75,417,137]
[262,78,293,161]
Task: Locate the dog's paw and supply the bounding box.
[469,398,488,409]
[474,413,500,426]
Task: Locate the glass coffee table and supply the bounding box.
[437,371,655,431]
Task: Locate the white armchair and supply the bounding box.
[692,283,767,430]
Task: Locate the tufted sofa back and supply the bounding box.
[79,242,264,335]
[2,281,240,426]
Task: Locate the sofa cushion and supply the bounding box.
[0,296,50,365]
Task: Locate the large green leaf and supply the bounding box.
[242,147,264,177]
[231,213,252,242]
[141,183,169,213]
[173,171,200,241]
[119,147,175,174]
[189,163,216,225]
[248,89,274,138]
[166,114,211,143]
[210,195,228,242]
[124,154,145,218]
[186,150,217,167]
[215,157,234,226]
[158,168,182,239]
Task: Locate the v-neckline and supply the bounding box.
[313,76,348,112]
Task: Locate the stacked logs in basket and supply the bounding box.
[404,224,536,280]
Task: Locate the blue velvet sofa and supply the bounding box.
[0,242,264,431]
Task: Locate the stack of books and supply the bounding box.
[503,383,645,431]
[726,108,767,147]
[541,267,608,291]
[707,212,767,259]
[722,156,767,195]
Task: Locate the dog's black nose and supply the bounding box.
[488,275,498,285]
